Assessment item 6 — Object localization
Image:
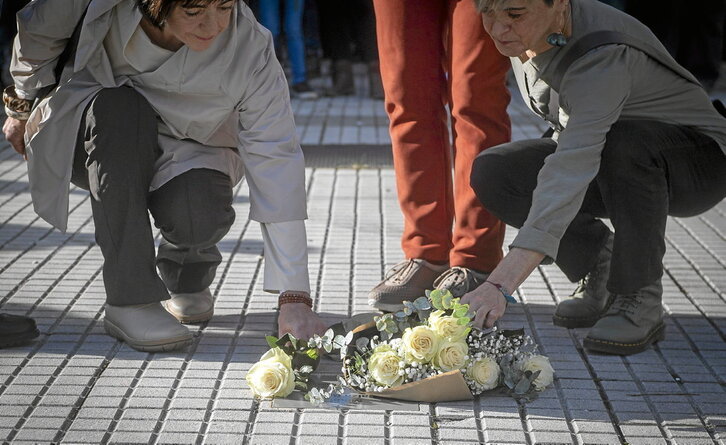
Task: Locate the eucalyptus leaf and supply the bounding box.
[265,335,278,349]
[355,337,370,352]
[413,296,431,311]
[514,376,533,395]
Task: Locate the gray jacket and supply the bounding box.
[12,0,307,232]
[509,0,726,261]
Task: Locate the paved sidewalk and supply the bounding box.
[1,68,725,444]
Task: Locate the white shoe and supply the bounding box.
[104,302,192,352]
[162,288,214,324]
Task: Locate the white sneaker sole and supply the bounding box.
[104,318,193,352]
[162,300,214,324]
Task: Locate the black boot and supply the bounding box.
[553,233,615,328]
[327,59,355,96]
[583,279,665,355]
[0,313,40,348]
[368,61,384,100]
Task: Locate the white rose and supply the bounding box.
[246,348,296,398]
[368,349,404,387]
[429,310,470,342]
[402,325,440,363]
[433,339,469,372]
[466,356,500,390]
[521,355,554,391]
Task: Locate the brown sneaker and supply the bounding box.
[433,267,489,298]
[368,259,448,312]
[583,279,665,355]
[553,232,614,328]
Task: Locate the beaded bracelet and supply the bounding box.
[485,281,518,304]
[278,292,313,308]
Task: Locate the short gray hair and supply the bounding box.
[472,0,554,13]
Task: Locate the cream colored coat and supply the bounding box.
[12,0,307,232]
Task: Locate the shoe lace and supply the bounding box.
[572,268,601,299]
[433,267,486,296]
[609,294,642,315]
[384,259,418,283]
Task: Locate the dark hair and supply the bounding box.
[136,0,237,28]
[472,0,554,13]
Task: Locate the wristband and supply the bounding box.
[3,86,32,121]
[278,291,313,308]
[485,281,517,304]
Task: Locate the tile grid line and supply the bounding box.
[4,265,107,444]
[664,235,726,342]
[193,223,261,444]
[0,170,28,202]
[0,238,96,397]
[671,217,726,300]
[0,193,91,272]
[515,286,583,445]
[648,346,722,444]
[52,341,123,443]
[99,353,154,444]
[0,155,25,178]
[536,265,628,444]
[149,183,254,445]
[620,358,676,444]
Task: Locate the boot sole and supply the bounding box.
[0,328,40,348]
[368,299,404,313]
[162,301,213,324]
[583,322,666,355]
[104,319,193,352]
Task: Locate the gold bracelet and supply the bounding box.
[278,291,313,308]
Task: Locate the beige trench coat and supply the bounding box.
[12,0,307,232]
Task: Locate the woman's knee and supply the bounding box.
[88,87,155,127]
[151,170,235,247]
[471,148,511,213]
[84,87,158,159]
[471,139,550,213]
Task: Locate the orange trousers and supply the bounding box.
[373,0,512,272]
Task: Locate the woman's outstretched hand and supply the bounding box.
[278,303,327,340]
[2,117,27,159]
[461,283,508,329]
[462,247,546,329]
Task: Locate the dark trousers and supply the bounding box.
[471,120,726,294]
[71,87,235,305]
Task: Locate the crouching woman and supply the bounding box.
[2,0,325,351]
[462,0,726,354]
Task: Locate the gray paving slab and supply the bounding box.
[1,67,726,445]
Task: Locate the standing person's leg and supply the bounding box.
[316,0,355,95]
[284,0,318,98]
[73,87,191,352]
[151,169,235,324]
[433,0,511,297]
[368,0,452,311]
[257,0,282,51]
[283,0,306,85]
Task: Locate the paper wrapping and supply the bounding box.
[348,322,474,403]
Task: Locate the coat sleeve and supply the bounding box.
[510,45,633,261]
[235,30,308,224]
[10,0,91,99]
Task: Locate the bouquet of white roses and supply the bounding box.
[341,290,554,402]
[246,290,554,404]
